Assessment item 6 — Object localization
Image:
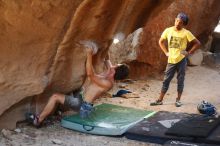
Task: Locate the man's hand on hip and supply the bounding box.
[181,50,189,57]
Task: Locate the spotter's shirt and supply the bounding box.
[161,26,195,64]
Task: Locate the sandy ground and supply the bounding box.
[0,65,220,146]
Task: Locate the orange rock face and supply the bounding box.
[0,0,219,129]
[136,0,220,77]
[0,0,83,128]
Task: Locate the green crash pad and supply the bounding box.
[61,103,155,135]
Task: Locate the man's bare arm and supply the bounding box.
[86,48,95,77]
[104,52,113,69]
[159,38,169,56]
[188,39,201,54]
[86,48,112,89]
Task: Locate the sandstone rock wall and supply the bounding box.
[211,32,220,53]
[133,0,220,78]
[0,0,219,129]
[0,0,82,115]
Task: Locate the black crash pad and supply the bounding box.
[163,140,219,146]
[196,124,220,144]
[165,115,220,138]
[125,111,195,144]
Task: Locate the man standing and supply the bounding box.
[150,12,201,107]
[29,42,129,127]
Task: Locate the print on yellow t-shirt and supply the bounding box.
[170,36,182,48]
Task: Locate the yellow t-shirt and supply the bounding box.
[161,26,196,64]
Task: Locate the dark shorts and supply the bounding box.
[64,91,83,111]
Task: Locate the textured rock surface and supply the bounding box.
[109,28,143,65]
[0,0,82,115]
[211,32,220,53]
[188,49,203,66]
[134,0,220,78]
[0,0,220,129]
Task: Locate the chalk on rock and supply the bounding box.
[80,40,98,55]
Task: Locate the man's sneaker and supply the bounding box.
[25,113,41,128]
[175,101,182,107]
[150,100,163,106]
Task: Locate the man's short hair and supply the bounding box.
[177,12,189,26]
[114,64,129,80]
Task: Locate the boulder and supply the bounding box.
[109,28,143,64]
[188,49,203,66]
[0,0,220,129]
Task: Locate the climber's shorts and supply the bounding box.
[64,90,83,111]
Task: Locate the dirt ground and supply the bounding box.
[0,65,220,146]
